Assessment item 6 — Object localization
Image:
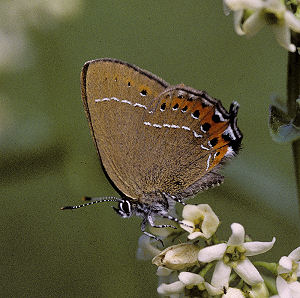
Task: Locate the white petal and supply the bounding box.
[178,272,204,285]
[244,237,276,256]
[228,223,245,246]
[289,281,300,297]
[198,243,227,263]
[180,220,194,234]
[198,204,220,239]
[204,282,224,295]
[296,262,300,277]
[272,23,296,52]
[157,266,173,277]
[225,0,263,10]
[181,204,202,221]
[234,258,263,285]
[276,276,292,298]
[288,246,300,262]
[265,0,285,11]
[278,256,293,273]
[187,231,204,240]
[285,11,300,33]
[243,11,266,36]
[222,287,245,297]
[157,281,185,295]
[233,10,246,35]
[211,260,231,288]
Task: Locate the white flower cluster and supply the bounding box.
[223,0,300,52]
[137,204,300,297]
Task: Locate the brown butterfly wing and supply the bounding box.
[81,59,242,202]
[81,58,169,199]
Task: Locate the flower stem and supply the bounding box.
[287,32,300,215]
[200,262,215,277]
[253,261,277,274]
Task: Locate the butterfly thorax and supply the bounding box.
[137,190,170,217]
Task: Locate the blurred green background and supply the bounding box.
[1,1,299,297]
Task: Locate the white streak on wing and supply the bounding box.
[201,144,210,151]
[178,91,186,98]
[133,103,147,109]
[95,97,150,112]
[223,126,236,140]
[121,99,132,105]
[206,154,212,171]
[193,131,203,138]
[95,97,110,102]
[213,152,219,159]
[144,121,206,140]
[214,110,226,122]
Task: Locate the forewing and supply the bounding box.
[81,58,169,199]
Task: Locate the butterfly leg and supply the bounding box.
[147,215,177,230]
[140,218,164,246]
[163,192,186,205]
[158,213,193,229]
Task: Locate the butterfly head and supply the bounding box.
[112,198,134,218]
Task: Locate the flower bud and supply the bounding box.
[152,243,200,270]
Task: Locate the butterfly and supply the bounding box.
[62,58,242,241]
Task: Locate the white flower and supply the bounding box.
[275,246,300,298]
[224,0,300,52]
[198,223,275,288]
[179,204,219,240]
[157,272,206,297]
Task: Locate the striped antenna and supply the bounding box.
[61,196,122,210]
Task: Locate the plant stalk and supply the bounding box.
[287,32,300,215]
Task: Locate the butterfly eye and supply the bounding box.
[119,200,132,216]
